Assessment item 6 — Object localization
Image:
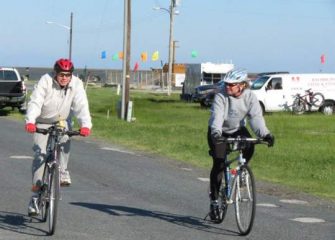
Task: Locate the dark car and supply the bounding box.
[193,80,225,107]
[0,67,27,113]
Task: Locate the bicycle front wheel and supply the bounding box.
[234,165,256,236]
[40,165,50,222]
[48,165,60,235]
[311,93,324,107]
[292,98,305,114]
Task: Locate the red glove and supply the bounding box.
[25,123,36,133]
[80,127,91,137]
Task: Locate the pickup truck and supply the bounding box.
[193,80,225,107]
[0,67,27,113]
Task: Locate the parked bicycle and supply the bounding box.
[205,136,269,235]
[33,122,79,235]
[292,88,324,114]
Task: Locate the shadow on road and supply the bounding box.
[71,202,239,236]
[0,211,48,237]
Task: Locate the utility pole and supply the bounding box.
[69,12,73,60]
[46,13,73,60]
[173,40,179,65]
[121,0,131,120]
[167,0,176,96]
[125,0,131,114]
[153,0,179,96]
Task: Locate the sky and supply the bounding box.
[1,0,335,73]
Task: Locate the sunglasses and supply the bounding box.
[226,83,239,87]
[57,73,72,78]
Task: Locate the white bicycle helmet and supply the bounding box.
[223,69,248,84]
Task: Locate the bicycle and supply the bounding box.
[205,136,269,236]
[33,122,79,235]
[292,88,324,114]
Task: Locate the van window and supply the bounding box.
[266,77,282,90]
[0,70,19,81]
[272,77,282,90]
[251,76,270,90]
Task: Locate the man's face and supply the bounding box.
[225,82,244,97]
[56,72,72,87]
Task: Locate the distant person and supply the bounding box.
[207,69,274,222]
[25,58,92,216]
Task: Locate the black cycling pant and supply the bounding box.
[207,126,254,200]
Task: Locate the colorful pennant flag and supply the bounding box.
[151,51,159,61]
[321,54,326,64]
[141,52,148,62]
[191,50,198,58]
[118,52,124,60]
[112,53,119,61]
[134,62,139,72]
[101,51,107,59]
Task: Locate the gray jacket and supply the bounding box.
[208,88,269,137]
[25,73,92,129]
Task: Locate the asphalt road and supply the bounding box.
[0,116,334,240]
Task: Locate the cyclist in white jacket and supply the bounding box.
[25,58,92,216]
[207,69,274,222]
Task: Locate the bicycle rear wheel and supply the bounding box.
[234,165,256,236]
[311,93,324,107]
[47,165,60,235]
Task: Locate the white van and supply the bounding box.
[251,73,335,114]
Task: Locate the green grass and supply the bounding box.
[9,86,335,201]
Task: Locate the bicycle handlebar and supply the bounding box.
[36,127,80,137]
[216,137,269,146]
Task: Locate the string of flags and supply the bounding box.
[100,49,199,71]
[100,50,199,61]
[104,50,327,71]
[101,50,161,62]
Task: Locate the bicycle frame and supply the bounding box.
[295,92,312,107]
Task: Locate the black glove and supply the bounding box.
[211,132,223,143]
[263,133,275,147]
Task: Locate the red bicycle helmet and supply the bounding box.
[54,58,74,73]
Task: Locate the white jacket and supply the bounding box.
[25,73,92,129]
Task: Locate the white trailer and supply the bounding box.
[251,73,335,114]
[180,62,234,100]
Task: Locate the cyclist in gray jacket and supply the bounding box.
[25,58,92,216]
[207,69,274,222]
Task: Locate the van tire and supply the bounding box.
[320,101,334,115]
